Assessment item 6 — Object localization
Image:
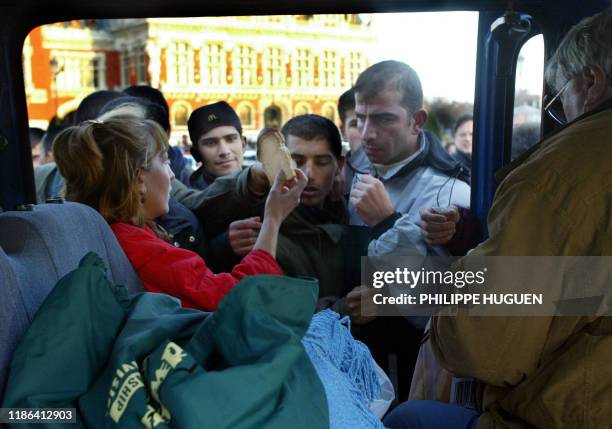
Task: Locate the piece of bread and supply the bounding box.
[257,129,296,183]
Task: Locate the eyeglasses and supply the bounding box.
[543,80,571,125]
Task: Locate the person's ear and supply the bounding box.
[135,168,147,199]
[411,109,427,134]
[241,135,247,150]
[582,65,609,110]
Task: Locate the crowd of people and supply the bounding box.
[21,7,612,427]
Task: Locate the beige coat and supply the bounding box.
[431,104,612,428]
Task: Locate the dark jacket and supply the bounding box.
[276,205,367,312]
[177,166,251,265]
[188,165,218,191]
[199,169,367,312]
[452,150,472,184]
[156,197,204,252]
[168,146,194,186]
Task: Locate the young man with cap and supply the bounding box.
[168,101,270,269]
[187,101,247,190]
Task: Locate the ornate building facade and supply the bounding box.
[24,15,375,141]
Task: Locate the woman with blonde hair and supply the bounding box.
[53,116,307,310]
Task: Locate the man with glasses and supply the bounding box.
[384,8,612,429]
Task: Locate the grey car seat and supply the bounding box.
[0,202,143,402]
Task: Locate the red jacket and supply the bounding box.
[111,222,282,311]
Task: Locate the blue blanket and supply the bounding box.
[303,310,387,429]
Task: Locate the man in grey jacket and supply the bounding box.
[348,60,470,257]
[346,61,471,331]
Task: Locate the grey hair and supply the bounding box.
[544,7,612,91]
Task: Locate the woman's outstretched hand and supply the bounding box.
[264,169,308,225]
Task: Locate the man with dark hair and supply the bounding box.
[33,124,68,203]
[451,113,473,180]
[187,101,246,190]
[348,60,470,259]
[342,61,471,400]
[338,88,371,194]
[29,127,45,168]
[274,114,354,306]
[208,114,358,310]
[280,114,345,219]
[75,90,122,123]
[338,88,362,154]
[123,85,170,117]
[101,95,171,134]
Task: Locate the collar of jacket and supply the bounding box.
[345,145,371,175]
[453,150,472,166]
[280,205,345,243]
[371,130,469,183]
[495,97,612,183]
[189,165,246,189]
[189,165,216,189]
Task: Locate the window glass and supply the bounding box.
[512,35,544,160]
[173,104,189,126]
[23,13,478,144]
[238,104,254,127]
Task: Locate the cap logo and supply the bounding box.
[208,114,217,121]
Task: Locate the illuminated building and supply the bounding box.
[24,16,375,141]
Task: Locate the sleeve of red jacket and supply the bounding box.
[115,225,282,311]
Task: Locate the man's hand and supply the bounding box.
[420,206,460,245]
[248,162,270,196]
[349,175,395,227]
[346,286,377,325]
[228,216,262,257]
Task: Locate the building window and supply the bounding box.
[23,36,34,92]
[320,50,338,88]
[91,58,100,88]
[323,104,336,122]
[136,45,146,84]
[121,46,130,86]
[238,103,254,127]
[347,52,364,86]
[173,103,190,126]
[512,35,543,161]
[121,45,147,86]
[55,53,105,91]
[295,103,311,116]
[167,42,192,87]
[202,42,224,86]
[318,15,342,26]
[264,105,282,129]
[264,47,283,87]
[233,45,256,87]
[295,49,313,87]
